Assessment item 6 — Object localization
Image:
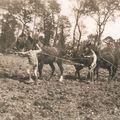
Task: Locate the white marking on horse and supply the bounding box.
[59,75,63,82]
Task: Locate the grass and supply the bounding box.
[0,54,120,120]
[0,54,31,79]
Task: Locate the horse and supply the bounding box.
[94,45,118,80]
[71,46,97,81]
[15,31,40,51]
[95,56,117,80]
[37,43,65,82]
[83,38,119,81]
[15,33,27,51]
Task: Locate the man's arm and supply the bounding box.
[33,49,42,55]
[15,51,28,56]
[84,55,93,58]
[35,44,42,54]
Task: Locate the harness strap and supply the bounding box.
[41,52,85,66]
[99,56,117,68]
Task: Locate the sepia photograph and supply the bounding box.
[0,0,120,119]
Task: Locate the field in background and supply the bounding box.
[0,54,120,120]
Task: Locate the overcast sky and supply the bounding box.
[58,0,120,40]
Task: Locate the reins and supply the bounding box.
[40,52,84,66]
[41,50,117,69]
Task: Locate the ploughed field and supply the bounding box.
[0,54,120,120]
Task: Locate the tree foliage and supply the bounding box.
[55,15,71,48]
[7,0,32,33]
[72,0,120,50]
[0,13,17,52]
[1,0,120,53]
[83,0,120,45]
[0,0,71,52]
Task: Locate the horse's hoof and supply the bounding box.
[34,82,38,85]
[25,79,34,84]
[47,78,51,81]
[38,76,42,79]
[59,76,63,82]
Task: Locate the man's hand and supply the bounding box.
[84,55,93,58]
[14,51,27,56]
[14,51,19,55]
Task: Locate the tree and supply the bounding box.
[43,0,61,45]
[83,0,120,46]
[53,15,71,48]
[29,0,61,46]
[7,0,32,33]
[29,0,44,35]
[48,0,61,27]
[0,0,70,50]
[72,0,85,49]
[0,13,18,52]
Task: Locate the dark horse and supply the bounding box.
[95,44,118,80]
[37,44,64,81]
[71,46,97,81]
[78,37,119,81]
[16,32,38,51]
[15,33,27,51]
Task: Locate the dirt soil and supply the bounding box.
[0,54,120,120]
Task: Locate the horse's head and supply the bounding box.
[82,46,91,56]
[15,33,27,51]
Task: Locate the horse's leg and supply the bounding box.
[91,70,94,81]
[48,62,55,80]
[77,70,81,80]
[56,60,64,82]
[74,66,77,78]
[38,62,44,79]
[75,70,77,78]
[74,66,81,79]
[108,66,113,81]
[94,66,99,80]
[49,62,55,76]
[75,70,80,79]
[111,66,117,80]
[75,69,80,80]
[87,69,90,80]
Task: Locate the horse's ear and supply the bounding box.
[84,41,91,50]
[87,41,91,46]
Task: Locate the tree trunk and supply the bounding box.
[53,26,58,47]
[72,12,81,50]
[76,24,82,51]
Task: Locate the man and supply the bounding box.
[83,47,97,81]
[17,44,42,85]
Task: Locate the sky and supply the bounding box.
[58,0,120,40]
